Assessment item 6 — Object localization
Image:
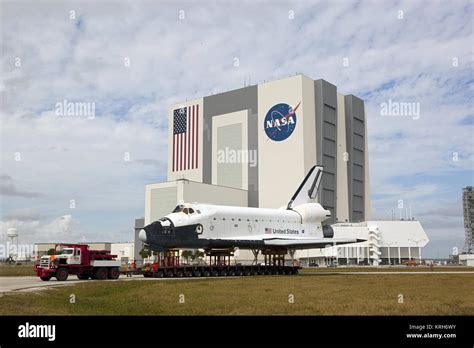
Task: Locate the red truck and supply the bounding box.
[35,243,121,281]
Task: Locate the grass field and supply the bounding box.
[0,274,473,315]
[299,266,474,272]
[1,264,472,277]
[0,264,35,277]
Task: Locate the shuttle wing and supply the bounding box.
[263,238,365,249]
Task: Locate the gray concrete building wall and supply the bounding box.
[344,95,366,222]
[134,218,145,262]
[314,79,338,224]
[203,86,259,207]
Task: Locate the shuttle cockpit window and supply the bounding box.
[172,205,185,213]
[188,208,195,214]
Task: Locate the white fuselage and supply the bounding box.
[164,202,331,241]
[139,165,363,251]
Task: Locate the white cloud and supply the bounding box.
[0,0,472,257]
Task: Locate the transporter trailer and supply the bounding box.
[35,243,121,281]
[141,249,300,278]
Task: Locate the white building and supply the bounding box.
[136,74,429,265]
[296,221,429,266]
[459,254,474,266]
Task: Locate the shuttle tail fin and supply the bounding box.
[287,165,323,209]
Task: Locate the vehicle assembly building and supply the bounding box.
[137,74,429,266]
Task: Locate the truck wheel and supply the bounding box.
[236,269,243,276]
[202,270,210,277]
[166,270,174,278]
[219,269,227,276]
[176,270,183,278]
[40,276,52,281]
[56,268,69,281]
[228,269,235,276]
[193,270,202,277]
[93,267,108,280]
[77,273,89,280]
[108,267,120,279]
[243,269,250,276]
[211,270,219,277]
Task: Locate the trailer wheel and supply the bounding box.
[193,270,202,277]
[40,276,52,281]
[185,271,193,277]
[154,270,164,278]
[93,267,108,280]
[202,270,210,277]
[219,269,227,276]
[56,268,69,281]
[108,267,120,279]
[243,269,250,276]
[258,269,265,275]
[236,269,243,276]
[166,270,174,278]
[77,273,89,280]
[228,269,235,276]
[211,270,219,277]
[292,268,299,275]
[176,270,184,278]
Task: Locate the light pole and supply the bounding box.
[386,242,398,266]
[408,238,427,262]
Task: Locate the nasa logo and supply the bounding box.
[264,102,300,141]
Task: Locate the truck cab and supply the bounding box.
[57,247,82,265]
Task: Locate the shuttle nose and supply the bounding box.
[139,229,148,243]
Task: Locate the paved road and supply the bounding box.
[0,275,206,292]
[0,275,150,292]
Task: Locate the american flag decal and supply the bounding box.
[265,228,272,234]
[173,104,199,171]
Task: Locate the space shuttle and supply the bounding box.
[139,165,365,252]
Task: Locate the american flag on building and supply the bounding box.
[172,104,199,172]
[265,228,272,234]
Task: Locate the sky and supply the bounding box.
[0,0,473,258]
